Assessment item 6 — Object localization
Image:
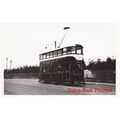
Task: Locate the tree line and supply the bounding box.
[86,57,115,71]
[4,57,115,74]
[4,65,39,74]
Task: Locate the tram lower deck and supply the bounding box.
[39,56,85,84]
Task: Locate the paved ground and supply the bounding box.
[4,79,115,95]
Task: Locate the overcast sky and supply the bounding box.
[1,23,116,69]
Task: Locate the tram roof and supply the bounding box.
[40,44,83,55]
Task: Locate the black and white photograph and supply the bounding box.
[2,23,116,95]
[0,1,120,120]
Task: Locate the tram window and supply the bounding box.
[67,47,71,54]
[42,55,44,59]
[45,54,47,59]
[43,68,46,73]
[71,47,75,53]
[58,50,62,56]
[47,53,50,58]
[54,51,57,57]
[76,49,82,54]
[63,48,67,54]
[42,54,46,59]
[50,52,53,58]
[52,52,54,57]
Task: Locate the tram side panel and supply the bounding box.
[39,57,85,84]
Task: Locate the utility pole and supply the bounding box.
[10,60,12,71]
[10,60,12,78]
[6,57,8,70]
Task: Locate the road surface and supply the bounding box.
[4,79,115,95]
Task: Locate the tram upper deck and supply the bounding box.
[39,44,83,61]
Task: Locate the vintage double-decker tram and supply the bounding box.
[39,44,85,84]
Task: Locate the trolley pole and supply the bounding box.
[57,27,70,48]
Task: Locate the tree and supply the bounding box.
[86,57,115,70]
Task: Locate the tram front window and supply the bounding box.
[76,49,82,54]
